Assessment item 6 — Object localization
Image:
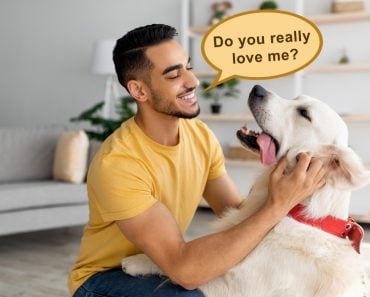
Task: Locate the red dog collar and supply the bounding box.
[288,204,364,254]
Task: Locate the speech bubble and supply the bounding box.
[201,10,323,90]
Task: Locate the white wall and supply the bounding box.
[0,0,181,127]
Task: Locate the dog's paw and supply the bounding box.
[121,254,163,276]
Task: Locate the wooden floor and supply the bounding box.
[0,208,369,297]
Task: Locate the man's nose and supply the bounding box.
[184,70,199,89]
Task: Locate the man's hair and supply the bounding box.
[113,24,178,91]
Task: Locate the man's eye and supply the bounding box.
[167,66,192,79]
[167,71,180,79]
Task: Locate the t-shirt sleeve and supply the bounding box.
[206,127,226,181]
[88,154,157,222]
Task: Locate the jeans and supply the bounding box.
[73,268,205,297]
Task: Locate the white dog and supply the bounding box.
[121,85,370,297]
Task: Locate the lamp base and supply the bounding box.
[102,76,120,118]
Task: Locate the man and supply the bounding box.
[69,24,326,297]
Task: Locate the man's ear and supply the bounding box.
[319,145,370,190]
[127,80,148,102]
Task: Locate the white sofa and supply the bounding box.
[0,125,95,236]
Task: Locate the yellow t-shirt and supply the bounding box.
[68,117,226,295]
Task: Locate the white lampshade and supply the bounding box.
[91,39,116,75]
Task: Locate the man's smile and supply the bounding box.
[177,90,197,105]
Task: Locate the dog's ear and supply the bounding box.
[319,145,370,190]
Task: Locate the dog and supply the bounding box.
[121,85,370,297]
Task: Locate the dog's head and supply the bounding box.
[237,85,370,191]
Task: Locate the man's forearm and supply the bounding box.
[168,202,285,290]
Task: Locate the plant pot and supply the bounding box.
[210,103,222,114]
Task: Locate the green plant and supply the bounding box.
[339,48,350,64]
[201,78,240,104]
[70,96,136,142]
[259,0,278,10]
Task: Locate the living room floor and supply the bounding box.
[0,208,369,297]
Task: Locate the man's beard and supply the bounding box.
[150,89,200,119]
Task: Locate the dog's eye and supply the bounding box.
[297,107,311,122]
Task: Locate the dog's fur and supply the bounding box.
[121,86,370,297]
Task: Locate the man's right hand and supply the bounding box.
[265,152,328,216]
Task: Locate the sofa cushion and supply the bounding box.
[53,130,90,184]
[0,181,87,212]
[0,126,66,182]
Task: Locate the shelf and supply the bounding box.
[306,64,370,74]
[225,158,370,169]
[351,212,370,224]
[188,26,208,35]
[200,113,370,123]
[196,64,370,77]
[309,11,370,25]
[340,114,370,122]
[225,158,261,167]
[199,114,253,121]
[194,71,217,78]
[188,11,370,37]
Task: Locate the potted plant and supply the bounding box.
[259,0,278,10]
[338,48,350,64]
[70,96,136,141]
[201,78,240,114]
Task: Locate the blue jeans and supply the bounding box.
[73,268,205,297]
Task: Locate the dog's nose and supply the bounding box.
[250,85,267,99]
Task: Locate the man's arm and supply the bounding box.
[116,154,327,290]
[202,173,243,216]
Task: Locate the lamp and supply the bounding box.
[91,39,120,118]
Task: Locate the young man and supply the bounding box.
[69,24,326,297]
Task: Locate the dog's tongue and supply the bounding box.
[256,133,276,166]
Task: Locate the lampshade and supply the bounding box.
[91,39,116,75]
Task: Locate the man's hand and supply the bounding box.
[265,152,327,215]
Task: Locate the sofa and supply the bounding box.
[0,125,98,236]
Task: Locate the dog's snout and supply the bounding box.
[250,85,267,99]
[248,85,269,118]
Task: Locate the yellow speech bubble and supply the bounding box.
[201,10,323,90]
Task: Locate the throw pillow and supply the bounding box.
[53,130,89,184]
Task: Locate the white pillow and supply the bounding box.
[53,130,89,184]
